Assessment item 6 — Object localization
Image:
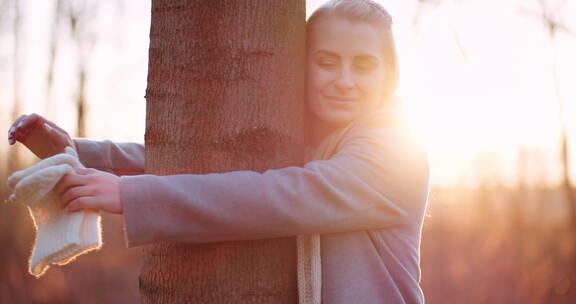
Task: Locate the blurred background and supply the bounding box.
[1,0,575,302]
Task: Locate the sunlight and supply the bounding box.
[2,1,576,303]
[4,0,576,188]
[392,0,576,187]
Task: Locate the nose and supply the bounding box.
[334,67,355,92]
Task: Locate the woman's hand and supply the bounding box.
[54,167,123,214]
[8,113,76,159]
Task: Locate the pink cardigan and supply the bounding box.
[73,110,429,303]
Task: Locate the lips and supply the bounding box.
[324,96,358,106]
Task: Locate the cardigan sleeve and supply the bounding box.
[120,125,430,247]
[73,139,145,176]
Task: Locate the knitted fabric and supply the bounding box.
[297,235,322,304]
[7,147,102,277]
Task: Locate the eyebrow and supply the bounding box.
[355,55,379,62]
[313,50,339,57]
[313,50,380,62]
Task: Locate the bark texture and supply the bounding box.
[141,1,305,303]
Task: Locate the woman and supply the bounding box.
[8,0,429,302]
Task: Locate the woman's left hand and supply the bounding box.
[54,167,123,214]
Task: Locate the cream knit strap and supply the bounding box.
[6,147,102,277]
[297,234,322,304]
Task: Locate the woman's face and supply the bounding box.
[307,16,389,125]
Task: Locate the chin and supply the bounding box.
[316,109,357,125]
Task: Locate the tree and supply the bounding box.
[522,0,576,240]
[8,0,21,174]
[140,1,305,302]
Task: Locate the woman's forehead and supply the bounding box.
[307,17,385,58]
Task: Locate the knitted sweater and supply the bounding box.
[74,109,430,303]
[7,147,102,277]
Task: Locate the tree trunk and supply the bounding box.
[141,1,305,303]
[45,0,63,119]
[9,0,22,174]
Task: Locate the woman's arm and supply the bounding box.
[7,113,144,175]
[74,139,145,176]
[120,125,430,247]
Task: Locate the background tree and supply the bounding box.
[521,0,575,242]
[65,0,98,138]
[44,0,63,119]
[8,0,21,174]
[140,0,305,302]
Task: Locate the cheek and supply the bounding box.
[307,66,334,94]
[361,73,387,102]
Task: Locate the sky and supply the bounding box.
[1,0,576,187]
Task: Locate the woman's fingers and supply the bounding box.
[60,186,94,209]
[8,114,28,145]
[54,170,93,198]
[8,113,46,145]
[73,167,96,175]
[54,168,102,210]
[55,168,121,214]
[8,113,75,159]
[66,196,98,212]
[22,113,44,130]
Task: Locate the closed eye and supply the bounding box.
[354,56,379,72]
[313,50,340,70]
[317,58,338,69]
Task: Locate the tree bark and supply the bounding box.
[141,1,305,303]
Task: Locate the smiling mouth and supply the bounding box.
[324,96,358,103]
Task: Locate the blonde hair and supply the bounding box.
[307,0,399,108]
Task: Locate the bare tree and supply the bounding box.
[44,0,64,119]
[8,0,21,174]
[524,0,576,238]
[67,0,87,138]
[520,1,576,296]
[61,0,98,138]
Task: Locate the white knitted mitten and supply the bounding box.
[7,147,102,277]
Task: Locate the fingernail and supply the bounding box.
[14,131,26,142]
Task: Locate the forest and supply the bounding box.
[1,0,575,303]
